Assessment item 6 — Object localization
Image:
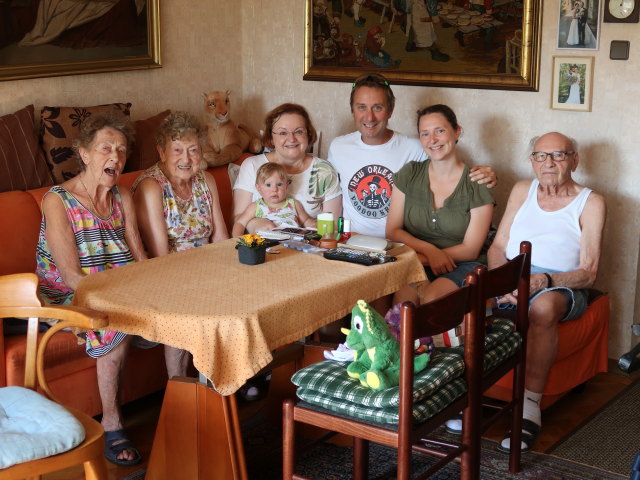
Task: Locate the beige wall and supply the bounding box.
[241,1,639,359]
[1,1,637,358]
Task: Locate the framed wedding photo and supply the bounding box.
[557,0,601,50]
[551,56,594,112]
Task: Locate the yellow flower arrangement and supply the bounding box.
[235,234,266,250]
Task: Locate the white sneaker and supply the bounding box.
[444,414,462,434]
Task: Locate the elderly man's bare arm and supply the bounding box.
[487,180,532,269]
[547,191,606,290]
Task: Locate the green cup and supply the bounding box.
[317,212,334,237]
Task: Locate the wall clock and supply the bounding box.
[604,0,640,22]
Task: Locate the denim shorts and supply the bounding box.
[497,286,589,322]
[425,261,482,287]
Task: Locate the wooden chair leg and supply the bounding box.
[509,357,525,472]
[396,440,412,480]
[282,400,296,479]
[83,455,109,480]
[353,437,369,480]
[460,411,480,480]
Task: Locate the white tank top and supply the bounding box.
[505,179,592,272]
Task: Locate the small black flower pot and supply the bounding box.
[237,245,266,265]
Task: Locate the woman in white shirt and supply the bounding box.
[233,103,342,233]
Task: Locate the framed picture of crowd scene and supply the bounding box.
[304,0,543,91]
[0,0,161,82]
[551,56,594,112]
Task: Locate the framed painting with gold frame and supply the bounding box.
[0,0,161,82]
[551,55,593,112]
[304,0,543,91]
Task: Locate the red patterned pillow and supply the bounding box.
[0,105,53,193]
[40,103,132,183]
[125,109,171,173]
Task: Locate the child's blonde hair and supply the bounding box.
[256,162,290,185]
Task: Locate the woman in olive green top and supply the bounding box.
[386,104,494,305]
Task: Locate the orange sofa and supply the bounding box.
[0,157,242,417]
[485,290,610,409]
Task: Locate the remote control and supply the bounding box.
[323,247,396,266]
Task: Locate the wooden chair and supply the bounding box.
[0,273,109,480]
[283,241,531,480]
[475,240,531,471]
[284,270,484,480]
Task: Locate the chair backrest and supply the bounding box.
[476,240,531,339]
[474,240,531,417]
[0,273,107,399]
[397,270,483,434]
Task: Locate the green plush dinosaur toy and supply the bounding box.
[340,299,430,391]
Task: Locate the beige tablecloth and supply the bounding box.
[73,239,426,395]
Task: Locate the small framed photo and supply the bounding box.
[551,56,594,112]
[557,0,602,50]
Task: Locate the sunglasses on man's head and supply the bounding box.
[352,74,390,89]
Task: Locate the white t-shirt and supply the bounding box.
[327,131,425,237]
[233,154,341,219]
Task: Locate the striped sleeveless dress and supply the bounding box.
[35,185,134,358]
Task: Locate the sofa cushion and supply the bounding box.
[0,190,42,276]
[0,105,53,193]
[125,109,171,173]
[4,331,94,386]
[40,103,132,184]
[0,386,85,469]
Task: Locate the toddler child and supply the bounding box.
[232,162,315,236]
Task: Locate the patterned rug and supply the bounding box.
[246,429,626,480]
[549,377,640,476]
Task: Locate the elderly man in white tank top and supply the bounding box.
[487,132,606,453]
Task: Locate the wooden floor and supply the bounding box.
[43,363,638,480]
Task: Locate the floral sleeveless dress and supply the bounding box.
[132,164,214,252]
[35,185,134,358]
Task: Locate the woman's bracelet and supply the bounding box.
[543,272,553,289]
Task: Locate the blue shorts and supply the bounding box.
[534,286,589,322]
[496,265,589,322]
[425,261,482,287]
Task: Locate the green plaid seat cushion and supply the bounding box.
[296,377,467,425]
[291,351,464,409]
[445,317,518,356]
[443,318,521,372]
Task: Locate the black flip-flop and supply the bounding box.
[237,383,260,401]
[104,429,142,466]
[497,419,541,453]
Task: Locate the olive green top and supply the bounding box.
[393,160,494,261]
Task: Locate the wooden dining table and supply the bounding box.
[73,238,426,479]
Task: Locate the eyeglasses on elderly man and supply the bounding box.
[530,151,576,162]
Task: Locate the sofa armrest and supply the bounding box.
[0,318,5,386]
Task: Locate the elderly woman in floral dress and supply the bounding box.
[132,111,229,375]
[36,113,147,466]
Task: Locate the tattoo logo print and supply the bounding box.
[347,165,393,219]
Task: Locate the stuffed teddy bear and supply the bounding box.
[340,300,430,391]
[201,90,262,168]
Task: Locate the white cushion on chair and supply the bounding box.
[0,386,85,469]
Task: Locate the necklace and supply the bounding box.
[78,176,99,215]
